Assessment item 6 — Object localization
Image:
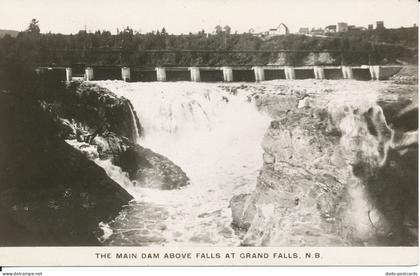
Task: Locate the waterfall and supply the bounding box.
[94,81,271,246]
[127,101,141,143]
[65,139,137,198]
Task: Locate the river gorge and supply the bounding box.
[0,69,417,246]
[80,72,418,246]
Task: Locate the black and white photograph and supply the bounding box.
[0,0,418,268]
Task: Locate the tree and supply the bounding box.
[223,25,231,35]
[215,25,223,34]
[198,29,207,37]
[26,19,40,34]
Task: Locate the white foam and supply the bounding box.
[98,222,113,242]
[65,139,137,198]
[90,79,391,246]
[95,81,271,245]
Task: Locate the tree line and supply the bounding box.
[0,19,417,68]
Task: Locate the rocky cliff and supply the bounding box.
[0,91,133,245]
[229,75,418,246]
[52,82,189,190]
[0,77,188,245]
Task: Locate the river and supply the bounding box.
[93,81,271,246]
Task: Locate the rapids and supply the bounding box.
[94,81,271,246]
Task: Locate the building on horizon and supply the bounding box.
[310,27,325,36]
[248,23,289,38]
[376,21,385,30]
[298,27,309,34]
[336,22,349,32]
[348,25,366,31]
[324,25,336,33]
[267,23,289,37]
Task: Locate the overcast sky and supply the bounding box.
[0,0,418,34]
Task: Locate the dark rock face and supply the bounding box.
[0,75,188,246]
[49,81,189,190]
[368,93,418,245]
[115,145,189,190]
[229,78,418,246]
[0,92,133,246]
[43,81,142,144]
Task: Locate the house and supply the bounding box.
[348,25,366,31]
[376,21,385,30]
[337,22,348,32]
[298,27,309,34]
[324,25,336,33]
[267,23,289,37]
[309,28,325,36]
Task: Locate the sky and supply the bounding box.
[0,0,418,34]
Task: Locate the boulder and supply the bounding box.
[115,145,189,190]
[230,194,256,231]
[0,93,133,245]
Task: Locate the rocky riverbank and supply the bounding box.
[228,73,418,246]
[0,90,133,245]
[0,79,188,245]
[54,82,189,190]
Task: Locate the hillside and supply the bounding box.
[0,29,19,38]
[0,26,417,67]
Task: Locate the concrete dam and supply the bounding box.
[38,65,402,82]
[36,49,403,82]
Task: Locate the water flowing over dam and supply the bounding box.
[95,81,271,246]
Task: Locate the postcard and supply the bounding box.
[0,0,418,267]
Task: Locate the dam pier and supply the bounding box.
[38,64,402,82]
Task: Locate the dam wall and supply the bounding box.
[232,68,255,82]
[165,68,191,81]
[264,69,286,80]
[294,68,315,79]
[132,68,157,82]
[200,69,224,82]
[37,65,403,83]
